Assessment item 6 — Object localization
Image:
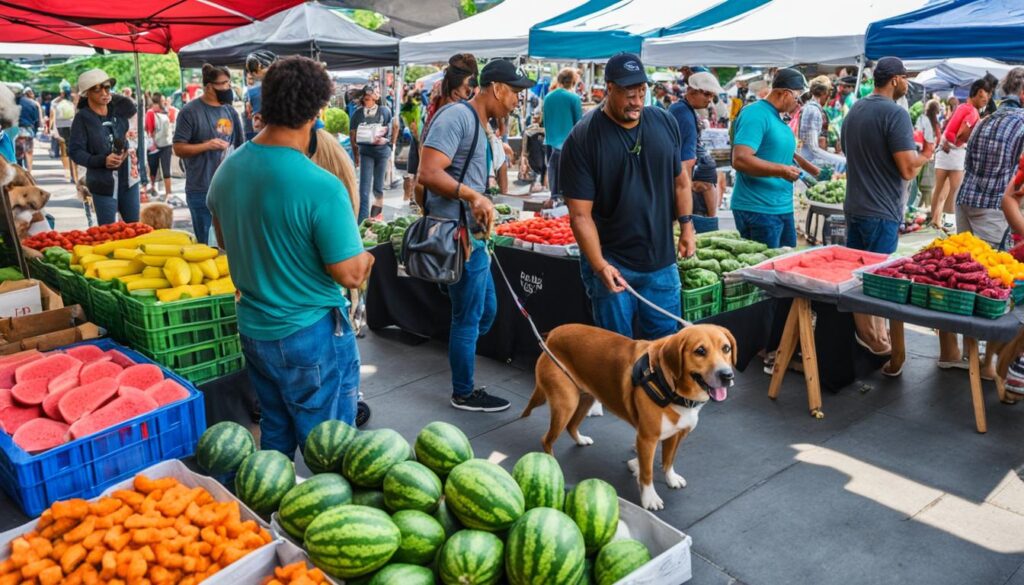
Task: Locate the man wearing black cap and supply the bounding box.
[560,52,695,339]
[730,68,819,249]
[417,59,534,413]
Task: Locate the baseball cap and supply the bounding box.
[772,68,807,91]
[838,75,857,86]
[77,69,116,94]
[688,72,725,95]
[605,53,649,87]
[479,60,535,90]
[874,57,908,84]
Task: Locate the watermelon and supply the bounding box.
[15,353,81,385]
[277,473,352,541]
[414,421,474,477]
[513,452,565,511]
[444,459,525,532]
[78,360,123,385]
[438,529,504,585]
[0,352,42,388]
[368,563,434,585]
[433,496,463,538]
[505,507,586,585]
[564,479,619,555]
[58,378,119,424]
[351,489,387,510]
[116,364,164,390]
[234,450,296,514]
[144,379,189,406]
[391,509,446,565]
[48,369,80,395]
[0,404,43,434]
[342,429,411,488]
[0,388,12,410]
[304,504,401,579]
[579,558,595,585]
[105,349,136,367]
[594,539,651,585]
[69,392,158,439]
[12,418,69,453]
[383,461,442,513]
[196,421,255,475]
[11,378,50,406]
[42,384,73,421]
[303,419,357,474]
[64,345,108,363]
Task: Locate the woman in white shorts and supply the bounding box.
[931,80,990,228]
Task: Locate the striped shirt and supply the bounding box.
[957,97,1024,209]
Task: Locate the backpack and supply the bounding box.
[54,99,75,122]
[152,111,173,148]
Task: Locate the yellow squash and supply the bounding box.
[142,266,164,279]
[92,238,139,256]
[126,278,171,291]
[214,255,229,276]
[142,244,184,257]
[182,244,218,262]
[157,284,209,302]
[138,255,169,267]
[78,254,107,267]
[96,264,143,281]
[188,262,204,285]
[112,248,143,260]
[206,276,236,296]
[163,257,191,287]
[197,259,219,280]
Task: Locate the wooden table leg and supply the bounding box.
[795,298,823,418]
[886,320,905,375]
[965,337,987,433]
[768,300,801,400]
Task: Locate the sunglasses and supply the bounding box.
[90,85,112,94]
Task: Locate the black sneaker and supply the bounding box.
[355,401,371,427]
[451,388,510,412]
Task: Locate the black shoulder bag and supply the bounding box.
[401,102,481,285]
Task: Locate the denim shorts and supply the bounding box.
[732,209,797,249]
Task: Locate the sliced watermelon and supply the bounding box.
[116,364,165,391]
[0,349,41,366]
[15,354,83,385]
[145,379,190,406]
[0,353,44,388]
[0,404,43,434]
[0,388,13,410]
[79,361,123,386]
[11,378,50,406]
[69,393,158,440]
[58,378,119,424]
[42,383,76,422]
[13,418,69,453]
[48,370,80,397]
[64,345,108,363]
[105,350,136,368]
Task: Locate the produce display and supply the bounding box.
[764,247,888,283]
[22,221,154,251]
[900,210,927,235]
[495,216,576,246]
[870,248,1011,298]
[360,216,416,249]
[930,232,1024,287]
[234,450,297,514]
[678,230,788,289]
[196,421,256,476]
[803,179,847,204]
[0,473,273,584]
[261,560,330,585]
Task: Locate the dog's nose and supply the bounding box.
[716,368,735,384]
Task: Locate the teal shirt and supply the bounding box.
[542,88,583,149]
[207,142,363,341]
[731,100,797,215]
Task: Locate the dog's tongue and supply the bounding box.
[709,387,728,402]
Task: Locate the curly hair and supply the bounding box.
[261,56,333,129]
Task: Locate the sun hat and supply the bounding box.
[688,71,725,95]
[77,69,116,94]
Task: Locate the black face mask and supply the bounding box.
[215,88,234,105]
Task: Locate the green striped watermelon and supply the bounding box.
[196,421,255,475]
[505,507,586,585]
[277,473,352,541]
[391,509,446,565]
[352,489,388,510]
[303,419,357,474]
[414,421,474,477]
[343,429,411,488]
[234,450,296,514]
[438,529,504,585]
[433,496,463,538]
[577,557,595,585]
[368,563,435,585]
[512,452,565,511]
[594,539,651,585]
[383,461,442,512]
[564,479,619,555]
[444,459,525,532]
[304,504,401,579]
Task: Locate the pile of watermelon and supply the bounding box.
[0,345,190,454]
[196,419,656,585]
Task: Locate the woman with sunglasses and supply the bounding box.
[68,68,141,225]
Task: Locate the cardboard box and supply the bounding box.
[615,497,693,584]
[0,279,62,318]
[0,304,101,355]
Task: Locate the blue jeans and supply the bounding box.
[547,147,562,195]
[241,309,360,457]
[93,182,141,225]
[580,257,682,339]
[448,243,497,397]
[692,215,719,233]
[733,209,797,248]
[357,146,391,223]
[845,215,899,254]
[186,190,213,245]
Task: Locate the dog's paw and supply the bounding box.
[665,467,687,489]
[587,402,604,417]
[626,458,640,478]
[573,434,594,446]
[640,484,664,511]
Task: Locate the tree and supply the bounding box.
[343,9,388,31]
[405,65,439,83]
[38,53,182,95]
[0,60,31,83]
[461,0,478,17]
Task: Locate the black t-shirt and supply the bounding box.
[560,106,682,272]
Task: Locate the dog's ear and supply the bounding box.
[6,186,27,207]
[652,331,686,383]
[721,327,738,366]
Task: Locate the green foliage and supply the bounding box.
[324,108,350,135]
[0,60,31,83]
[38,53,182,95]
[461,0,478,17]
[343,9,388,30]
[909,101,924,125]
[405,65,439,83]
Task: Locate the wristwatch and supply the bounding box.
[677,215,693,225]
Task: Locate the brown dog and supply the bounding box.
[140,202,173,230]
[7,184,50,240]
[523,323,736,510]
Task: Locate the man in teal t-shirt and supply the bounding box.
[730,69,820,248]
[208,56,374,456]
[542,67,582,196]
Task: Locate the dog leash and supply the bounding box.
[620,281,693,329]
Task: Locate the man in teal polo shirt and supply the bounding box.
[209,56,374,457]
[730,69,820,247]
[542,67,582,196]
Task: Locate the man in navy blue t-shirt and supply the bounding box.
[670,72,725,233]
[560,53,695,339]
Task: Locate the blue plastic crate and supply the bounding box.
[0,339,207,517]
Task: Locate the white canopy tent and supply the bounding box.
[398,0,587,64]
[642,0,930,67]
[0,42,95,61]
[912,58,1017,92]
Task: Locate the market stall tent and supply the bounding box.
[178,2,399,69]
[865,0,1024,62]
[642,0,931,67]
[913,58,1016,92]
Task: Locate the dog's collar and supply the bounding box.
[631,353,706,409]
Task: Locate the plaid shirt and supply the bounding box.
[957,97,1024,209]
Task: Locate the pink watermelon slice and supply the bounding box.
[64,345,109,363]
[11,378,50,406]
[0,353,44,389]
[15,354,82,385]
[48,370,80,397]
[144,379,190,406]
[117,364,164,391]
[0,404,43,434]
[79,361,123,386]
[69,392,158,440]
[13,418,69,453]
[0,388,13,410]
[58,378,119,424]
[105,350,136,368]
[42,382,76,422]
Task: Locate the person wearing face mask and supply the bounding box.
[350,85,395,222]
[173,63,244,244]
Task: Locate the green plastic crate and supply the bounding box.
[118,291,236,330]
[975,295,1010,319]
[89,284,126,342]
[722,290,765,312]
[55,268,92,315]
[125,317,238,353]
[176,353,245,385]
[723,280,756,299]
[1013,280,1024,304]
[27,258,60,289]
[910,283,930,308]
[141,336,241,371]
[862,272,911,304]
[929,286,975,316]
[682,281,721,322]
